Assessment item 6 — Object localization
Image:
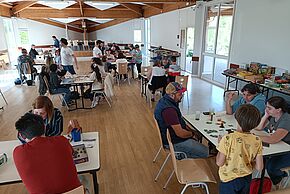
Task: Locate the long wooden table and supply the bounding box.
[0,132,100,194]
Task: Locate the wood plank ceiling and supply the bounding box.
[0,0,197,33]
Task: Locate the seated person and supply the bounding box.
[162,56,170,70]
[17,48,37,82]
[91,57,106,78]
[256,96,290,188]
[89,63,104,108]
[148,60,167,101]
[17,96,63,143]
[13,113,81,194]
[49,63,72,105]
[216,104,263,194]
[226,83,266,115]
[116,52,128,80]
[29,44,38,59]
[38,66,50,95]
[168,56,180,82]
[154,82,209,158]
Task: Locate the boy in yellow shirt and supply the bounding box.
[216,104,264,194]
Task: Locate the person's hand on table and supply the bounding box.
[67,119,82,134]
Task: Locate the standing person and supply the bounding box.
[93,40,103,58]
[29,44,38,59]
[133,44,142,79]
[256,96,290,188]
[52,35,60,48]
[13,113,81,194]
[216,104,263,194]
[226,83,266,115]
[154,82,209,158]
[17,95,63,143]
[60,38,78,74]
[17,48,36,82]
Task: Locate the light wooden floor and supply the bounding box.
[0,76,225,194]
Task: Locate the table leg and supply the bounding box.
[80,84,85,109]
[258,158,267,194]
[91,171,98,194]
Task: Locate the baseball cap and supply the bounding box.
[166,82,187,94]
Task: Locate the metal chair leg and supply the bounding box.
[153,146,162,163]
[163,170,174,189]
[155,153,170,182]
[103,93,112,107]
[0,90,8,105]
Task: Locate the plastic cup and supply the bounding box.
[195,111,201,120]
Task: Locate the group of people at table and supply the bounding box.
[10,95,88,193]
[154,82,290,193]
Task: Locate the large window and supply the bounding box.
[201,1,234,85]
[134,29,142,46]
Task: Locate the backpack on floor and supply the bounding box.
[249,177,272,194]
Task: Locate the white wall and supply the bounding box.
[150,7,195,51]
[0,17,7,50]
[230,0,290,70]
[90,19,144,44]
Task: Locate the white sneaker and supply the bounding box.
[278,171,290,189]
[90,97,98,108]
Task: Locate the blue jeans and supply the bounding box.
[219,174,252,194]
[51,87,71,104]
[165,139,209,158]
[266,152,290,185]
[63,65,76,75]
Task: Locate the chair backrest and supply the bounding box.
[166,130,179,176]
[43,76,52,95]
[72,40,78,46]
[175,75,189,90]
[141,66,152,75]
[62,185,84,194]
[153,116,167,150]
[117,62,128,75]
[83,40,89,46]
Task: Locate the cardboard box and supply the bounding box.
[245,75,264,83]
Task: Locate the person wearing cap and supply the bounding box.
[29,44,39,59]
[154,82,209,158]
[60,38,78,74]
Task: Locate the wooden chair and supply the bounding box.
[175,75,189,108]
[141,66,152,77]
[166,131,216,194]
[117,62,130,86]
[43,76,69,110]
[62,185,84,194]
[152,117,187,189]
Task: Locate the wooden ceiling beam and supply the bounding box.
[0,3,12,8]
[143,1,195,17]
[31,18,83,33]
[87,18,132,32]
[18,8,141,18]
[0,5,11,17]
[144,3,163,10]
[120,3,143,16]
[12,1,37,14]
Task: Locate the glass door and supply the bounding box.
[185,27,195,74]
[201,1,234,85]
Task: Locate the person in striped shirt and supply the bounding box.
[18,96,63,143]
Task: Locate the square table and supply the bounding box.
[0,132,100,194]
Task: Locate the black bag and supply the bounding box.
[14,78,22,85]
[83,88,92,99]
[26,80,33,86]
[71,91,80,99]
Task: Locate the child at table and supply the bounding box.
[216,104,264,194]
